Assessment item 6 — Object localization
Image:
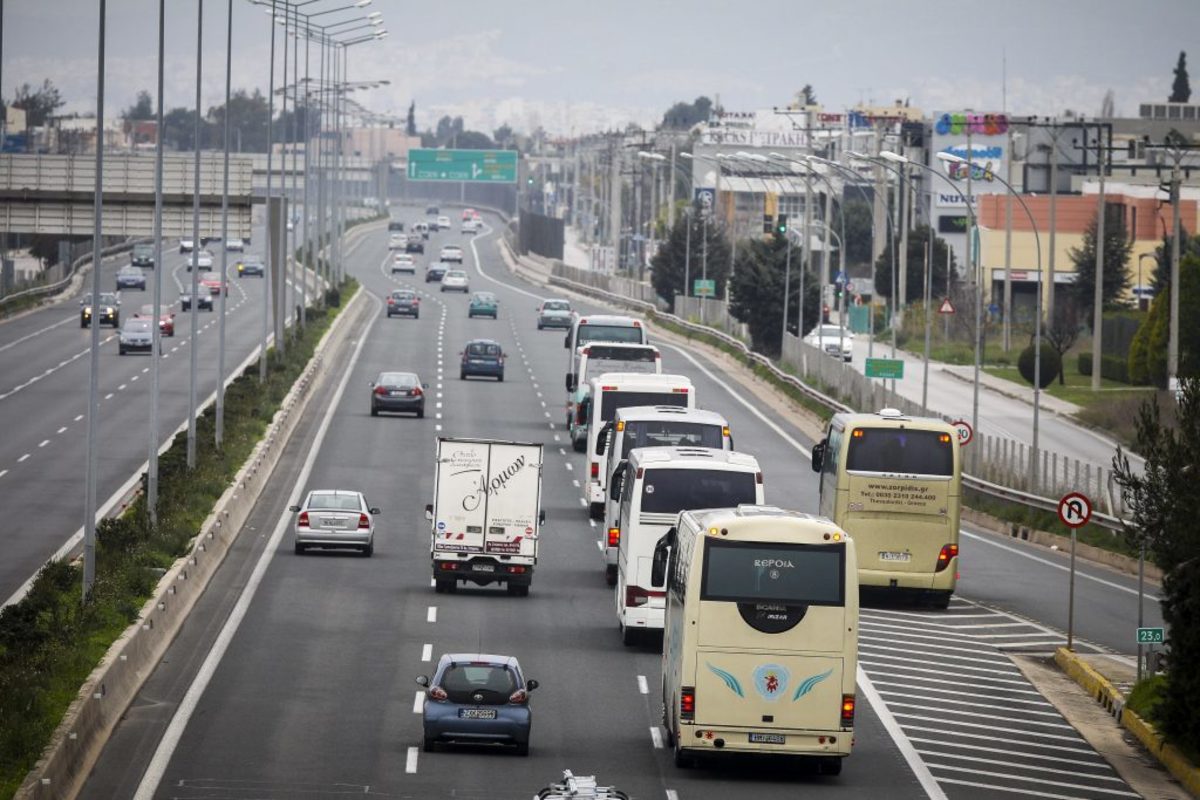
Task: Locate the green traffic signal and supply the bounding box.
[776,213,788,235]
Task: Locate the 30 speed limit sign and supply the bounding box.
[951,419,973,446]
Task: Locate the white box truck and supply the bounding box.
[425,437,545,596]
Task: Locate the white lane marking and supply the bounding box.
[74,414,83,422]
[0,469,6,478]
[0,315,75,353]
[421,643,433,662]
[565,463,573,471]
[544,411,551,418]
[38,440,49,448]
[858,665,948,800]
[558,448,566,456]
[637,675,649,694]
[435,424,442,432]
[17,454,30,462]
[589,519,596,528]
[131,292,383,800]
[435,413,442,420]
[405,746,418,774]
[104,393,114,400]
[554,434,561,442]
[412,691,425,714]
[427,606,437,623]
[131,375,139,382]
[665,791,679,800]
[572,479,580,487]
[118,383,127,391]
[649,726,664,749]
[579,498,587,507]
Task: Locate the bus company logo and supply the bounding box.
[754,558,794,569]
[753,664,790,701]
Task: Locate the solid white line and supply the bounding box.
[412,691,424,713]
[427,606,437,623]
[132,293,381,800]
[0,470,7,478]
[892,712,1087,743]
[649,726,664,749]
[421,643,432,662]
[889,700,1075,731]
[637,675,649,694]
[405,746,418,774]
[879,690,1060,717]
[665,791,679,800]
[0,315,74,353]
[857,666,948,800]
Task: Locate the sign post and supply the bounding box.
[1057,491,1093,651]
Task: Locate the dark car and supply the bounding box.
[387,289,420,318]
[116,265,147,291]
[460,339,505,381]
[416,653,538,755]
[388,220,405,232]
[370,371,427,417]
[236,256,265,277]
[80,292,120,328]
[131,243,155,268]
[118,318,155,355]
[425,263,447,283]
[406,238,425,255]
[180,287,213,312]
[425,204,439,216]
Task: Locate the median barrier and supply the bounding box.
[15,284,370,799]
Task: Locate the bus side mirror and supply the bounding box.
[539,509,546,525]
[596,422,614,455]
[563,333,571,349]
[609,471,623,501]
[576,397,590,425]
[811,441,826,473]
[651,530,674,587]
[424,503,433,521]
[565,373,576,392]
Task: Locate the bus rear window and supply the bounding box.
[621,422,724,456]
[600,391,686,421]
[578,324,645,345]
[587,345,655,362]
[845,428,953,476]
[701,541,845,605]
[640,469,756,514]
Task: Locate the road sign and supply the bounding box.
[407,148,517,183]
[951,419,973,446]
[693,279,716,297]
[1137,627,1164,645]
[693,188,715,208]
[938,297,956,315]
[835,270,849,286]
[865,358,904,380]
[1057,492,1093,529]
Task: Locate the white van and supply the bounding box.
[566,343,661,451]
[609,448,763,644]
[596,406,733,584]
[580,373,695,518]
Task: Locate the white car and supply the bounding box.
[389,233,407,250]
[391,253,417,274]
[439,245,464,264]
[178,238,195,253]
[436,215,451,231]
[440,269,469,293]
[187,250,214,271]
[289,489,379,557]
[461,218,479,234]
[804,324,854,362]
[225,237,245,252]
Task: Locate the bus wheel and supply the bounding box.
[928,591,952,610]
[589,502,605,520]
[435,579,455,594]
[605,564,617,586]
[621,623,639,647]
[572,437,586,453]
[818,756,843,776]
[673,738,694,769]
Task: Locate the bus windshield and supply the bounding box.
[701,540,845,605]
[846,428,953,476]
[600,391,686,421]
[621,422,724,456]
[578,324,644,345]
[640,468,756,514]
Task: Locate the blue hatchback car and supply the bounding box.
[417,653,539,755]
[460,338,505,381]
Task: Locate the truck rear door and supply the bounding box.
[432,440,490,554]
[483,443,543,559]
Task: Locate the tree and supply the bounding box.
[10,79,65,127]
[661,96,712,130]
[206,89,269,152]
[840,199,874,268]
[123,90,154,122]
[1112,378,1200,757]
[873,224,958,304]
[1068,204,1133,325]
[1150,230,1200,293]
[1170,51,1191,103]
[433,115,464,147]
[1043,303,1083,385]
[650,205,731,307]
[1129,254,1200,386]
[455,130,494,149]
[405,101,417,136]
[729,233,820,357]
[493,124,515,149]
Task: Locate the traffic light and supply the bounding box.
[527,176,534,186]
[762,214,773,234]
[777,214,789,235]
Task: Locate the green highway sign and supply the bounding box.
[693,279,716,297]
[1137,627,1164,645]
[865,357,905,380]
[407,148,518,183]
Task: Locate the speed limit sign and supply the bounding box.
[951,419,973,446]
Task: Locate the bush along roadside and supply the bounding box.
[0,277,358,799]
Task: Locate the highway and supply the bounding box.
[74,208,1158,800]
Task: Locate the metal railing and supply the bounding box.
[0,240,139,309]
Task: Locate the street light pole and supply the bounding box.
[1090,136,1107,392]
[147,0,166,525]
[261,0,277,381]
[185,0,204,470]
[216,0,233,447]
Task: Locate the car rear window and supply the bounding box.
[392,291,414,299]
[543,301,570,311]
[308,492,361,511]
[125,320,152,332]
[440,664,517,704]
[380,372,417,387]
[467,343,501,357]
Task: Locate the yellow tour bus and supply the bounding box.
[653,505,858,774]
[810,408,961,607]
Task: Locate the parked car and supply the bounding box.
[237,256,265,277]
[80,292,120,328]
[440,269,469,293]
[416,653,538,755]
[135,304,175,337]
[180,287,213,312]
[289,490,379,556]
[391,253,417,274]
[460,338,505,381]
[369,370,427,417]
[116,265,146,291]
[425,263,447,283]
[804,323,854,362]
[535,298,572,330]
[386,289,420,318]
[468,291,498,319]
[439,245,464,263]
[118,318,155,355]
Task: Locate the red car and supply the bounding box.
[201,277,226,296]
[136,304,175,337]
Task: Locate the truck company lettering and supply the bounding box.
[460,454,527,511]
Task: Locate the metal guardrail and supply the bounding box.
[0,240,138,309]
[544,271,1125,534]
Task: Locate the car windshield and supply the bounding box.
[543,301,570,311]
[439,663,517,705]
[242,258,263,266]
[379,372,417,387]
[120,266,139,275]
[473,294,494,302]
[392,291,414,299]
[467,343,501,357]
[307,492,362,511]
[813,325,843,339]
[97,294,118,305]
[124,320,152,332]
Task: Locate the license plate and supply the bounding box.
[473,563,495,573]
[459,708,497,719]
[390,390,403,396]
[749,732,786,744]
[879,551,912,562]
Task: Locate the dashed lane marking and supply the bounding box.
[412,691,424,714]
[421,644,432,662]
[426,606,437,623]
[405,747,418,774]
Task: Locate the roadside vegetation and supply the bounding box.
[0,278,357,798]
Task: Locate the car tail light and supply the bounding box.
[387,298,395,305]
[508,689,528,705]
[297,511,309,527]
[358,513,370,529]
[412,387,423,397]
[841,694,856,725]
[673,388,688,394]
[680,687,695,720]
[374,386,387,396]
[429,685,448,701]
[936,543,959,572]
[413,298,420,304]
[607,527,620,547]
[439,561,459,571]
[591,462,599,479]
[507,565,527,574]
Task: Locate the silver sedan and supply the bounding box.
[290,490,379,557]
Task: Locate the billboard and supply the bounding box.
[929,112,1010,209]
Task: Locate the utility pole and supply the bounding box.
[1168,155,1182,390]
[1002,123,1014,352]
[897,138,909,323]
[1090,132,1107,392]
[608,142,621,274]
[668,139,677,229]
[1046,121,1060,319]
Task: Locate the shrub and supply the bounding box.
[1077,352,1133,383]
[1017,342,1059,388]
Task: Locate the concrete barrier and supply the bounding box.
[15,285,371,800]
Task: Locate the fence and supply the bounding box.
[672,296,750,342]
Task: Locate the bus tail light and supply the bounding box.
[680,687,695,720]
[841,694,856,725]
[756,471,764,484]
[591,462,599,478]
[935,543,959,571]
[608,527,620,547]
[625,585,663,607]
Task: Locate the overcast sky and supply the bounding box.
[3,0,1195,135]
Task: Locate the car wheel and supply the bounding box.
[294,542,306,555]
[818,757,843,776]
[514,741,529,757]
[423,735,438,753]
[362,541,374,557]
[605,564,617,586]
[81,319,87,328]
[460,371,467,380]
[572,437,587,453]
[370,404,378,417]
[506,583,529,597]
[497,373,504,382]
[414,312,419,319]
[537,323,544,330]
[417,408,425,418]
[119,346,127,355]
[434,578,455,594]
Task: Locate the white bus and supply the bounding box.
[563,314,647,377]
[811,408,961,607]
[596,406,734,585]
[610,448,763,644]
[580,373,695,518]
[566,343,662,451]
[656,506,858,773]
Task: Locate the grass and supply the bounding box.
[1127,674,1167,726]
[982,364,1156,407]
[0,278,358,799]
